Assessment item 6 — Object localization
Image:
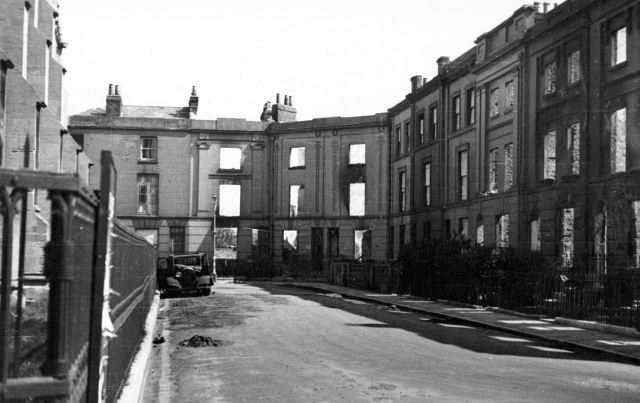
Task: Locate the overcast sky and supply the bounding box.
[61,0,551,122]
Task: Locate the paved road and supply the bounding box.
[143,280,640,402]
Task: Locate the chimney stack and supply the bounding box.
[543,2,549,13]
[410,75,423,93]
[106,83,122,117]
[272,92,297,123]
[533,2,540,12]
[437,56,450,75]
[189,85,199,119]
[423,78,428,85]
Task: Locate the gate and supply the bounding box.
[0,151,157,402]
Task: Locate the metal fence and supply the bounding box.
[420,265,640,330]
[0,151,157,402]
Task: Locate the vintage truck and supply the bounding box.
[157,253,216,296]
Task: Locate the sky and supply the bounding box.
[60,0,552,122]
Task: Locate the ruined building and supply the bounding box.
[70,0,640,273]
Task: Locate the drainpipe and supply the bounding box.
[386,111,393,260]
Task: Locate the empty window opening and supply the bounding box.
[476,221,484,245]
[504,143,514,191]
[453,95,461,131]
[544,61,557,95]
[567,122,580,175]
[594,204,607,274]
[490,88,500,117]
[496,214,510,247]
[169,226,186,254]
[543,131,556,180]
[349,183,365,216]
[140,137,157,161]
[136,229,158,247]
[289,147,305,168]
[466,88,476,125]
[459,150,468,201]
[632,201,640,268]
[289,185,304,217]
[610,108,626,174]
[349,144,366,165]
[354,229,372,261]
[459,218,469,238]
[424,162,431,206]
[219,184,241,216]
[488,148,499,194]
[561,208,575,268]
[216,227,238,259]
[530,218,541,251]
[505,81,515,111]
[282,230,298,262]
[568,50,581,84]
[398,171,406,212]
[611,27,627,66]
[137,174,159,215]
[220,147,241,170]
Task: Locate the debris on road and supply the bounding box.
[153,336,165,344]
[326,293,343,299]
[179,335,223,347]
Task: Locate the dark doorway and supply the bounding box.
[328,227,339,261]
[311,227,324,271]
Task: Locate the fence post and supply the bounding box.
[87,151,115,402]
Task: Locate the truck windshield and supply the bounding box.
[173,256,201,266]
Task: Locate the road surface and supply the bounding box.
[143,280,640,402]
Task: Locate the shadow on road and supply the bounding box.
[253,282,631,366]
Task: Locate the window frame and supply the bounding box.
[137,174,159,215]
[417,112,425,145]
[429,104,438,140]
[567,49,582,85]
[139,136,158,162]
[610,107,627,174]
[423,161,431,206]
[452,94,461,131]
[398,170,406,212]
[489,88,500,118]
[466,88,476,126]
[458,149,468,201]
[610,26,627,67]
[348,143,366,165]
[543,130,557,180]
[543,60,558,96]
[504,81,515,112]
[349,182,366,217]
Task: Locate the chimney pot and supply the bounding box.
[436,56,450,75]
[114,85,121,96]
[543,2,549,12]
[284,95,289,106]
[108,84,114,96]
[289,96,293,107]
[533,2,540,12]
[276,93,280,104]
[191,85,197,96]
[410,75,423,93]
[423,78,428,85]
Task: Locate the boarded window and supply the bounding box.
[611,108,626,173]
[140,137,157,161]
[611,27,627,66]
[530,218,541,251]
[459,150,468,201]
[490,88,500,117]
[496,214,509,247]
[459,218,469,238]
[567,50,581,84]
[216,227,237,259]
[219,184,241,216]
[349,183,365,216]
[544,61,557,95]
[505,81,515,110]
[354,229,372,261]
[543,131,556,180]
[561,208,575,268]
[289,147,305,168]
[424,162,431,206]
[453,95,461,131]
[289,185,304,217]
[567,122,580,175]
[488,148,499,194]
[504,143,514,191]
[220,147,241,170]
[466,88,476,125]
[399,171,406,212]
[137,174,158,215]
[169,226,186,254]
[349,144,366,165]
[418,113,425,144]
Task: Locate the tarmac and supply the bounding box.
[274,281,640,366]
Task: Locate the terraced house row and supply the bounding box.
[70,0,640,274]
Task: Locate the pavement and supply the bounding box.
[276,281,640,366]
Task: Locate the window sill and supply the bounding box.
[288,166,306,170]
[348,163,366,167]
[218,168,242,173]
[138,160,158,164]
[609,61,627,71]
